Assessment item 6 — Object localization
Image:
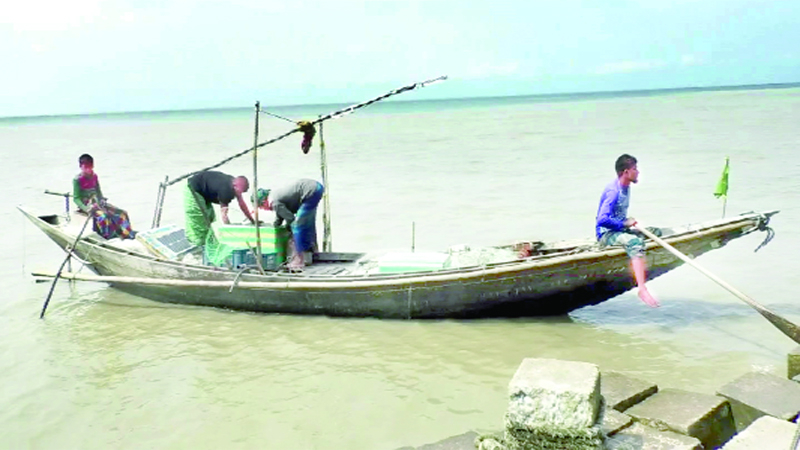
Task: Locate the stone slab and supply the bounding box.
[601,408,633,437]
[601,371,659,412]
[503,428,603,450]
[721,416,798,449]
[395,431,479,450]
[717,371,800,431]
[475,434,505,450]
[624,388,735,449]
[506,358,600,430]
[788,346,800,379]
[605,422,702,450]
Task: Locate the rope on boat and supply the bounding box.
[753,213,775,253]
[260,109,295,123]
[150,76,447,229]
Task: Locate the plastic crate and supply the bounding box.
[211,223,288,255]
[231,249,282,271]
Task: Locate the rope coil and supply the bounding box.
[754,214,775,252]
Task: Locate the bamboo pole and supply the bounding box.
[319,117,332,252]
[253,102,262,263]
[163,76,448,188]
[412,222,416,252]
[39,213,93,318]
[637,224,800,345]
[151,175,168,229]
[722,197,727,219]
[44,190,72,222]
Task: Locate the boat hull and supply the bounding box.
[21,208,774,318]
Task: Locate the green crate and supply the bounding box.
[211,223,289,255]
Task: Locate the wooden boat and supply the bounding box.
[21,206,777,318]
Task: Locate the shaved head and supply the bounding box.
[233,176,249,193]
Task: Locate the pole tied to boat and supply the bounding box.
[162,75,448,188]
[44,189,72,221]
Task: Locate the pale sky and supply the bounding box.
[3,0,799,117]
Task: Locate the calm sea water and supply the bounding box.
[2,86,800,449]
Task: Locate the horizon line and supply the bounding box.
[3,80,799,121]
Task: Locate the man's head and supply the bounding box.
[615,154,639,185]
[232,176,249,194]
[79,153,94,175]
[252,188,271,209]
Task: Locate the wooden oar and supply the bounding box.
[40,212,93,319]
[634,224,800,345]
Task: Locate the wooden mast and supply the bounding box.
[253,102,262,265]
[319,117,332,252]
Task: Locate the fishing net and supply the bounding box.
[444,245,519,269]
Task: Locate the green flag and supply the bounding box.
[714,157,729,199]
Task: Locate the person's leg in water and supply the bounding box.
[605,231,660,307]
[631,256,659,307]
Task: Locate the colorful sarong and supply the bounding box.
[90,203,133,239]
[291,182,324,253]
[599,231,645,259]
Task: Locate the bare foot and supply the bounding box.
[638,288,660,308]
[287,254,305,272]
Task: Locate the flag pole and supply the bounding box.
[714,156,730,218]
[722,195,727,219]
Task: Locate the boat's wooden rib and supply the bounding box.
[19,206,777,318]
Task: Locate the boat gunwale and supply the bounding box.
[19,206,772,289]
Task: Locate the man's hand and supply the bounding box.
[624,217,638,228]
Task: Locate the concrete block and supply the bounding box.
[624,388,735,449]
[721,416,797,449]
[475,434,505,450]
[717,371,800,431]
[601,408,633,437]
[788,346,800,379]
[601,371,659,412]
[506,358,601,430]
[606,423,702,450]
[503,426,603,450]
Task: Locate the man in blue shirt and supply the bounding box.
[596,154,659,308]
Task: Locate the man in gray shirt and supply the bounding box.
[253,179,324,270]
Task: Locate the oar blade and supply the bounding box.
[757,308,800,345]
